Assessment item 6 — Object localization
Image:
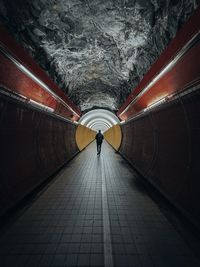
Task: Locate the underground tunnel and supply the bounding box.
[0,1,200,266]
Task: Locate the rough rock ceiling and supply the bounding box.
[0,0,199,111]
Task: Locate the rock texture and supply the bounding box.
[0,0,199,111]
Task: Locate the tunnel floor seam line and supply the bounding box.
[101,156,114,267]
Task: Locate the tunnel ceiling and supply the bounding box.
[79,109,120,132]
[0,0,198,111]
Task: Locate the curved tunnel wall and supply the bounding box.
[104,124,122,151]
[0,93,95,216]
[119,90,200,227]
[0,93,79,217]
[75,124,96,151]
[0,26,82,217]
[118,7,200,227]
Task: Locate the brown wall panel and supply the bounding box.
[119,90,200,227]
[0,94,79,216]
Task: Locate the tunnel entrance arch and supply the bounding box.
[75,109,122,151]
[78,109,120,132]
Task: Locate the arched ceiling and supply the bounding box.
[79,109,120,132]
[0,0,198,112]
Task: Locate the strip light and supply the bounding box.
[119,31,200,117]
[0,86,74,123]
[0,42,80,117]
[29,99,54,112]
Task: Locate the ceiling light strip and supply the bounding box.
[123,82,200,125]
[0,86,74,124]
[89,122,110,129]
[119,31,200,117]
[87,119,112,128]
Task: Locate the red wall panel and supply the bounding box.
[0,25,81,121]
[118,6,200,120]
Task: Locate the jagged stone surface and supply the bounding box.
[0,0,198,111]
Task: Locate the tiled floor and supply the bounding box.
[0,142,199,267]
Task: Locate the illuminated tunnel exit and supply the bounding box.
[75,109,122,151]
[0,2,200,267]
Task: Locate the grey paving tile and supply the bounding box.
[79,243,91,253]
[49,234,62,243]
[90,254,104,267]
[125,243,138,254]
[126,254,142,267]
[2,254,29,267]
[51,254,66,267]
[77,254,90,266]
[164,255,200,267]
[71,234,82,243]
[68,243,80,253]
[63,227,73,234]
[82,226,92,234]
[10,244,34,254]
[60,234,72,243]
[113,243,126,254]
[25,254,42,267]
[91,243,103,254]
[84,220,93,227]
[44,244,58,254]
[114,254,128,266]
[93,221,103,227]
[56,243,69,254]
[38,254,54,266]
[73,226,83,234]
[139,254,155,267]
[92,234,103,243]
[111,234,123,244]
[92,227,103,234]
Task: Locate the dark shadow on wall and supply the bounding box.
[0,92,79,218]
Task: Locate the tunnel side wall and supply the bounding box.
[75,125,96,151]
[119,90,200,226]
[104,124,122,151]
[0,94,79,217]
[0,25,81,121]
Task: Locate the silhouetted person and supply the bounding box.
[95,130,104,155]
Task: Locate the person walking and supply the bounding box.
[95,130,104,155]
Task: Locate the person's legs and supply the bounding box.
[97,142,100,154]
[97,142,102,154]
[97,142,102,155]
[96,142,98,153]
[99,143,102,154]
[98,144,101,154]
